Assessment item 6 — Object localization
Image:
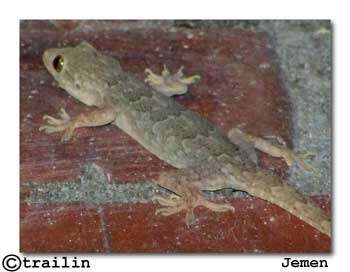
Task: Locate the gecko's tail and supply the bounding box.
[238,170,331,237]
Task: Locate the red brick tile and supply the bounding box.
[20,197,330,253]
[106,198,330,253]
[20,204,105,252]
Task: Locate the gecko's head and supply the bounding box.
[42,41,122,107]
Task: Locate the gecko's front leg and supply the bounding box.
[39,106,117,142]
[153,167,235,225]
[144,65,200,96]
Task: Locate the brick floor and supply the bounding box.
[21,204,105,252]
[20,20,331,252]
[21,199,330,253]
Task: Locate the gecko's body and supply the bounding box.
[40,42,331,237]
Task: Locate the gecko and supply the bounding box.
[39,41,331,237]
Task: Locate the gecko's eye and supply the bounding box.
[53,55,64,72]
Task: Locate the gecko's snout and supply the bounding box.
[42,50,54,71]
[42,49,52,67]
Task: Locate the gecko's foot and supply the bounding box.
[39,108,75,142]
[152,194,196,223]
[152,194,235,226]
[259,134,318,173]
[291,151,319,175]
[144,65,200,96]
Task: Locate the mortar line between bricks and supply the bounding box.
[98,206,112,253]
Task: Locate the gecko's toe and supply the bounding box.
[58,108,71,121]
[39,125,62,134]
[60,124,76,142]
[155,205,185,217]
[184,209,196,226]
[196,197,235,213]
[43,115,65,126]
[152,195,181,207]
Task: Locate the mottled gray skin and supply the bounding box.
[111,75,242,170]
[41,42,331,236]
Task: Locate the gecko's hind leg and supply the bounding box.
[153,168,235,225]
[227,128,318,173]
[144,65,200,96]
